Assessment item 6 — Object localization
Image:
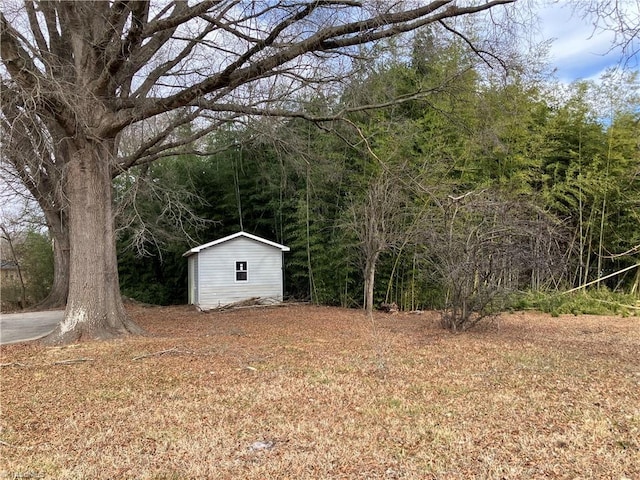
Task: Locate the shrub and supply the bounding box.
[511,289,639,317]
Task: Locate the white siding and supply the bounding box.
[188,255,198,304]
[196,236,284,308]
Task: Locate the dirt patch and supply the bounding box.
[1,305,638,479]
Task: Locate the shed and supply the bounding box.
[183,232,290,309]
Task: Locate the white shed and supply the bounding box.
[183,231,290,309]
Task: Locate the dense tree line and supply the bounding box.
[116,35,640,324]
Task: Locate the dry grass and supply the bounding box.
[1,305,638,479]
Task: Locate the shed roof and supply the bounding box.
[183,231,290,257]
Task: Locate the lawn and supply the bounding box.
[1,305,638,479]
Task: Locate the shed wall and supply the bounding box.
[196,236,284,308]
[188,255,198,304]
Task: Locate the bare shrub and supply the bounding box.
[425,191,567,331]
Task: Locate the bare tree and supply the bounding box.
[0,101,69,309]
[347,171,414,313]
[1,0,517,343]
[1,101,222,310]
[578,0,640,65]
[113,163,214,260]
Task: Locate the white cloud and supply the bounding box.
[536,2,637,82]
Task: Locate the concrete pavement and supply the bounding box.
[0,310,64,345]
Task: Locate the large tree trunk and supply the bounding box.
[35,208,70,310]
[43,138,143,344]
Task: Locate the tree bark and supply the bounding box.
[43,138,143,344]
[364,252,379,314]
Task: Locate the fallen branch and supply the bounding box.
[53,358,94,365]
[562,263,640,294]
[591,298,640,310]
[132,347,179,361]
[231,302,293,311]
[200,299,308,313]
[209,297,262,312]
[0,362,27,368]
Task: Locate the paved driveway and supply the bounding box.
[0,310,64,345]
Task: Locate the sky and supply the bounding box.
[536,2,640,83]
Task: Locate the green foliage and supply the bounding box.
[512,289,639,317]
[115,156,206,305]
[375,249,447,311]
[112,37,640,315]
[118,242,188,305]
[1,231,54,308]
[20,231,54,303]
